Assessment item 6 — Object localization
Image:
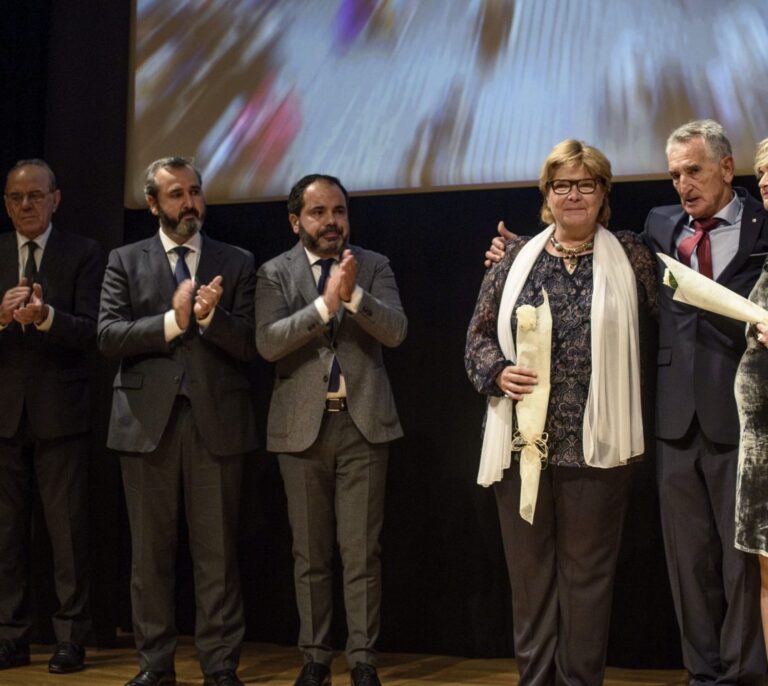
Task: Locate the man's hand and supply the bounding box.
[0,278,32,325]
[757,322,768,349]
[172,279,196,330]
[322,264,343,315]
[484,221,516,268]
[338,249,358,302]
[194,275,223,321]
[495,364,537,400]
[12,283,49,326]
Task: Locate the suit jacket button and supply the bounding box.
[323,375,329,382]
[173,375,180,383]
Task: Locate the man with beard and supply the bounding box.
[98,157,257,686]
[255,174,407,686]
[0,159,101,674]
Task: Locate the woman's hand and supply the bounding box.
[757,322,768,349]
[495,365,538,400]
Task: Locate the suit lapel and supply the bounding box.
[38,228,64,293]
[718,193,765,284]
[287,241,320,308]
[663,209,686,257]
[196,234,224,286]
[145,235,177,304]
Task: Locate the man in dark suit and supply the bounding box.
[643,120,767,684]
[0,159,101,674]
[255,174,407,686]
[98,157,257,686]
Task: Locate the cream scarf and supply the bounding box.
[477,225,644,488]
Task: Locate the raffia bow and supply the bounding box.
[511,430,549,469]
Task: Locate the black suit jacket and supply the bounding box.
[0,228,103,440]
[644,188,768,443]
[97,233,258,455]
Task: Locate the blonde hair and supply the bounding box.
[754,137,768,176]
[539,139,612,226]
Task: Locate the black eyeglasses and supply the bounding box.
[547,178,601,195]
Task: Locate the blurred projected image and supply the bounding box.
[126,0,768,206]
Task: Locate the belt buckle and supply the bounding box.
[325,397,346,412]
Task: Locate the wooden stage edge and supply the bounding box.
[3,639,689,685]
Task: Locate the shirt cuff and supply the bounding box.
[164,309,185,342]
[34,305,55,331]
[484,360,512,396]
[342,285,363,313]
[196,307,215,330]
[313,295,333,324]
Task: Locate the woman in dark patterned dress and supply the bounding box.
[465,140,657,686]
[735,136,768,658]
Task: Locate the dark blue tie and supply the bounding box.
[173,246,191,284]
[316,259,341,393]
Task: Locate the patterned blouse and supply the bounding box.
[465,230,658,467]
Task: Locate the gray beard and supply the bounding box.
[160,215,203,241]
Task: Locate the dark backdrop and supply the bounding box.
[3,0,762,670]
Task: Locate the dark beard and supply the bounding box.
[159,207,204,240]
[298,222,346,257]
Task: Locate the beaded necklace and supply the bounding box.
[549,231,595,273]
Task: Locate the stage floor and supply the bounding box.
[2,639,688,685]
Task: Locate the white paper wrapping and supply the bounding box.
[513,292,552,524]
[658,253,768,324]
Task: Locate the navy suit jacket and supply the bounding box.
[0,228,103,440]
[643,188,768,444]
[98,233,258,455]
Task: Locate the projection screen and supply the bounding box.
[125,0,768,207]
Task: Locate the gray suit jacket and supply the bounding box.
[643,188,768,443]
[255,242,407,453]
[98,233,258,455]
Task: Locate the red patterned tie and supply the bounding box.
[677,217,721,279]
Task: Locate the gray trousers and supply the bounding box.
[120,398,244,676]
[657,422,766,685]
[279,410,388,668]
[494,462,632,686]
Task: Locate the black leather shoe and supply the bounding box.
[350,663,381,686]
[124,670,177,686]
[49,641,85,673]
[294,661,332,686]
[0,639,30,670]
[204,669,244,686]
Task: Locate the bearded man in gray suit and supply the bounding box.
[255,174,406,686]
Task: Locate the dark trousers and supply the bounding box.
[279,411,388,668]
[494,462,632,686]
[120,398,244,675]
[657,421,766,685]
[0,410,90,643]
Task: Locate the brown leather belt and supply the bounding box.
[325,397,347,412]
